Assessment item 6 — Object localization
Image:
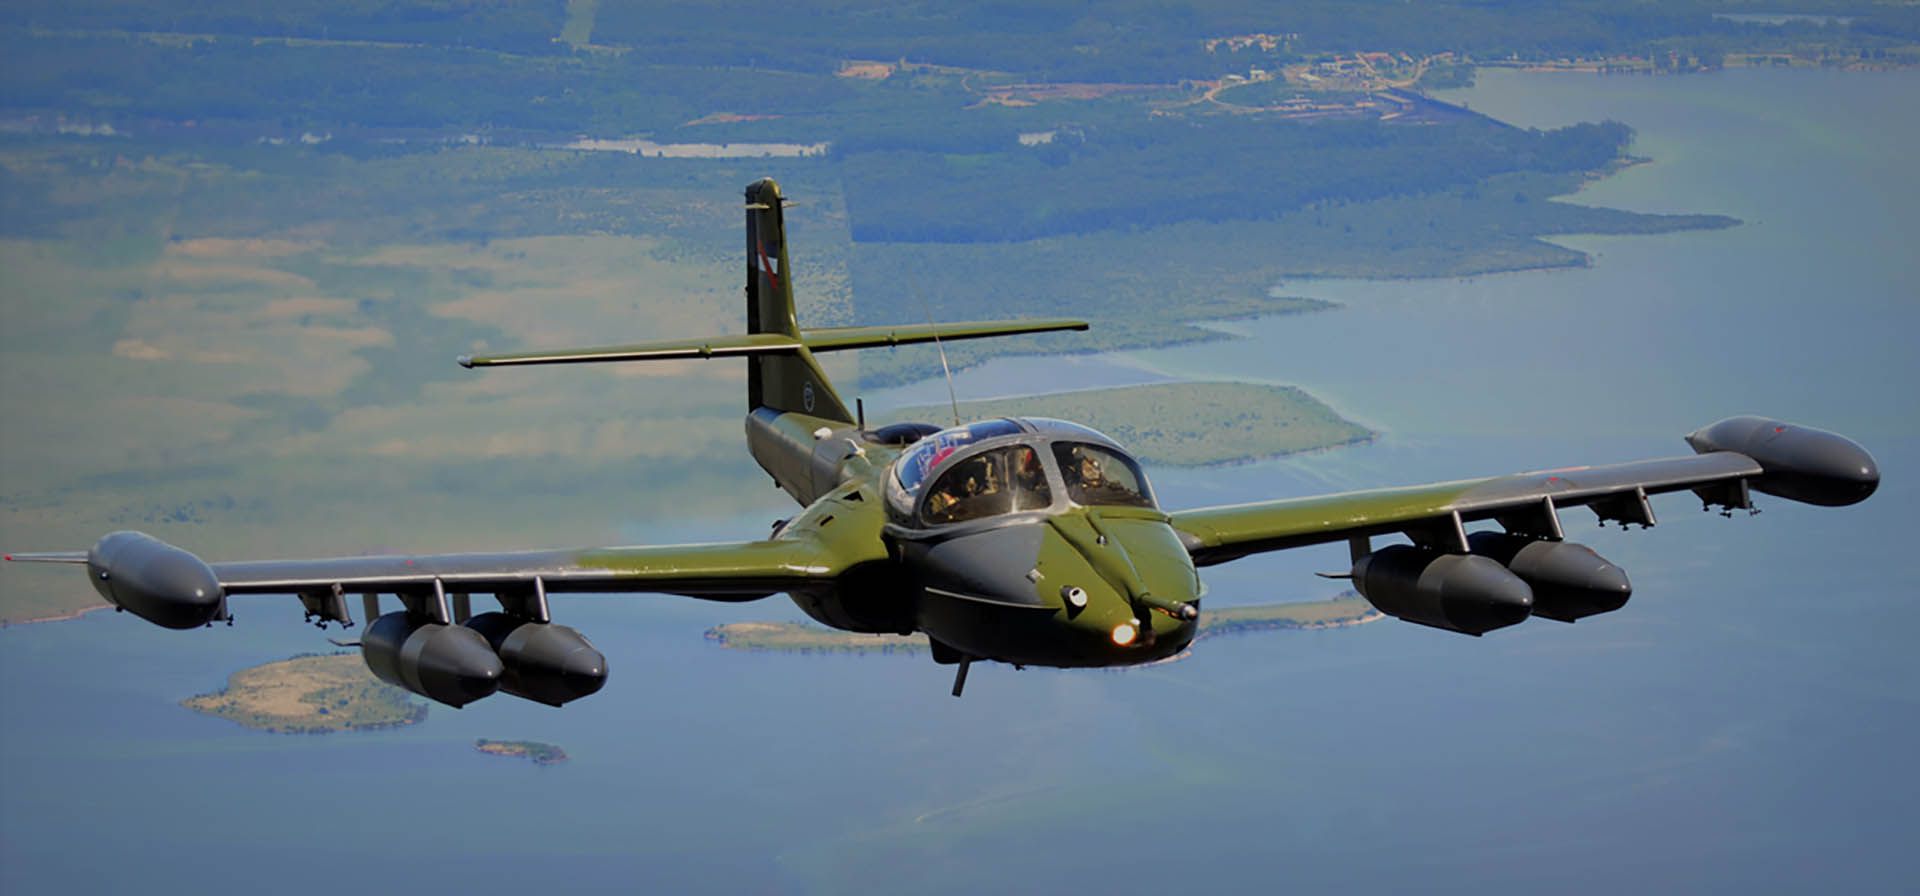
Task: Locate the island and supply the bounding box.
[706,595,1379,656]
[888,382,1374,466]
[181,652,426,734]
[475,739,569,766]
[1193,596,1383,641]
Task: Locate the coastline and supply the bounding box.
[0,603,109,629]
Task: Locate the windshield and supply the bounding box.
[1052,442,1154,508]
[894,419,1024,495]
[925,445,1053,524]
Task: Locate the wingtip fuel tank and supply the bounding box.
[1686,416,1879,507]
[85,531,225,630]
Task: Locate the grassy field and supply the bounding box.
[181,652,424,733]
[889,382,1373,466]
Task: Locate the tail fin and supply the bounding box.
[745,177,853,423]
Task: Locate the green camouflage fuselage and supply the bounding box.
[743,408,1202,668]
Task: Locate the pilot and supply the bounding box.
[1066,446,1107,491]
[1013,448,1047,494]
[929,457,989,520]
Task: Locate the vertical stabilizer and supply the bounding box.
[744,178,853,423]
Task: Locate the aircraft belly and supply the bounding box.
[785,561,917,634]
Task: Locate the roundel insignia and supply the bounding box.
[803,382,816,412]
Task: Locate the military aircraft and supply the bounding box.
[5,178,1881,704]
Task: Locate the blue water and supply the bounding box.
[4,68,1917,893]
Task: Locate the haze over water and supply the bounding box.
[4,69,1916,893]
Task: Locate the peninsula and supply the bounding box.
[182,652,426,734]
[889,382,1373,466]
[707,595,1380,656]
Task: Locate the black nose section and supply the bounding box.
[916,523,1052,609]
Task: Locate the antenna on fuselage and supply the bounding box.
[907,283,963,426]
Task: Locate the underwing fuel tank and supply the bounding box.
[85,531,225,629]
[1686,416,1879,506]
[463,612,609,707]
[1467,532,1632,622]
[1352,545,1533,635]
[362,612,503,708]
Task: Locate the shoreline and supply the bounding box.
[0,603,110,629]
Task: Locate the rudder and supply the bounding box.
[745,177,852,423]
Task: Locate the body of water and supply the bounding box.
[3,68,1916,894]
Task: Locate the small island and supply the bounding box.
[706,594,1379,656]
[1193,595,1382,640]
[475,739,568,766]
[182,652,426,734]
[888,382,1374,466]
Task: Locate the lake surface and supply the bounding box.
[4,68,1916,894]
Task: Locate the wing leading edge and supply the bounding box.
[213,539,845,599]
[1172,452,1760,565]
[1170,417,1878,567]
[5,530,876,634]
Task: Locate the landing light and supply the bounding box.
[1111,620,1139,646]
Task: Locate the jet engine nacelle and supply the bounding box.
[1686,416,1879,507]
[1466,532,1632,622]
[362,611,503,708]
[1352,545,1534,635]
[463,612,609,707]
[85,531,225,630]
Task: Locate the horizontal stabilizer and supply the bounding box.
[459,318,1088,369]
[459,333,801,368]
[3,551,88,564]
[801,319,1088,352]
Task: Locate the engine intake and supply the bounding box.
[1467,532,1631,622]
[464,612,608,707]
[1352,545,1533,635]
[85,531,224,630]
[362,612,503,708]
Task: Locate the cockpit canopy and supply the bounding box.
[888,418,1155,526]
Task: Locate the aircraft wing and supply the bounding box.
[1171,453,1761,566]
[213,539,846,598]
[1170,418,1879,567]
[8,529,877,632]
